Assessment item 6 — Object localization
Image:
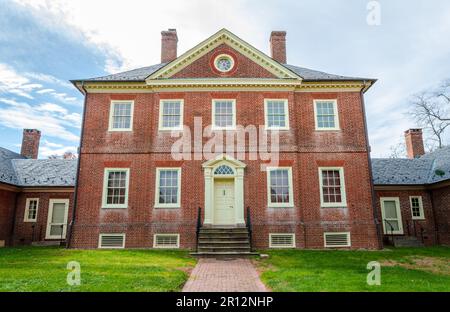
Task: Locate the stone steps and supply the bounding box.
[392,236,424,247]
[193,226,253,256]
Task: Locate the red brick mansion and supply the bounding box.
[0,29,448,252]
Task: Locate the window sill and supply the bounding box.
[101,206,128,209]
[108,129,133,132]
[267,204,294,208]
[23,220,37,223]
[320,205,348,208]
[158,128,184,132]
[412,217,425,221]
[264,127,290,131]
[154,205,181,209]
[315,128,341,132]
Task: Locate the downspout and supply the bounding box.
[360,82,383,249]
[66,81,87,248]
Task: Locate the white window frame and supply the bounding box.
[108,100,134,131]
[101,168,130,209]
[323,232,351,248]
[154,168,182,209]
[98,233,126,249]
[45,198,69,239]
[211,99,236,130]
[318,167,347,208]
[269,233,296,248]
[313,99,340,131]
[380,197,404,235]
[153,234,180,248]
[158,99,184,131]
[266,167,294,208]
[264,99,289,130]
[410,196,425,220]
[24,198,39,222]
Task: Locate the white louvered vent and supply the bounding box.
[99,234,125,249]
[269,234,295,248]
[324,232,351,247]
[154,234,180,248]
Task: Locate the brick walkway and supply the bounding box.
[182,258,268,292]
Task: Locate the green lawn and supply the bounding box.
[255,247,450,292]
[0,246,196,292]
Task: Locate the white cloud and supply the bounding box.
[24,72,73,89]
[39,140,77,158]
[12,0,273,73]
[0,97,81,141]
[0,63,39,99]
[36,88,55,94]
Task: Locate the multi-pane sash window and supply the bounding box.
[265,99,289,130]
[24,198,39,222]
[319,168,347,207]
[102,168,129,208]
[267,168,294,207]
[159,100,183,130]
[109,101,133,131]
[410,196,424,219]
[314,100,339,130]
[155,168,181,208]
[212,100,235,129]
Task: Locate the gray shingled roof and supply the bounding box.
[0,147,76,187]
[283,64,373,81]
[372,146,450,185]
[0,147,25,185]
[12,159,77,187]
[73,63,372,82]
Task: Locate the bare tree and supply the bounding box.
[388,141,406,158]
[63,151,77,159]
[47,151,78,160]
[410,81,450,149]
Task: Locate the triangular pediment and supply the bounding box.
[146,29,301,81]
[202,154,246,169]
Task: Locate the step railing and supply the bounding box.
[195,207,202,252]
[384,219,395,245]
[246,206,253,251]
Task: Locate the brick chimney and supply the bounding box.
[161,29,178,63]
[20,129,41,159]
[405,128,425,159]
[269,31,287,64]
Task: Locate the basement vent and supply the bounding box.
[324,232,351,248]
[154,234,180,248]
[269,233,295,248]
[99,234,125,249]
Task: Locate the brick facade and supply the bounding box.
[431,184,450,245]
[70,50,381,250]
[12,190,74,245]
[0,188,17,246]
[374,189,437,246]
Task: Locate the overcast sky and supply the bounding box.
[1,0,449,158]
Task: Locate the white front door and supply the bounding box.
[381,197,403,235]
[214,180,235,225]
[46,199,69,239]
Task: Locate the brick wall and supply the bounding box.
[71,83,379,249]
[374,189,437,246]
[13,190,74,245]
[431,184,450,246]
[0,188,17,246]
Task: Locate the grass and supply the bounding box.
[0,246,196,292]
[255,247,450,292]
